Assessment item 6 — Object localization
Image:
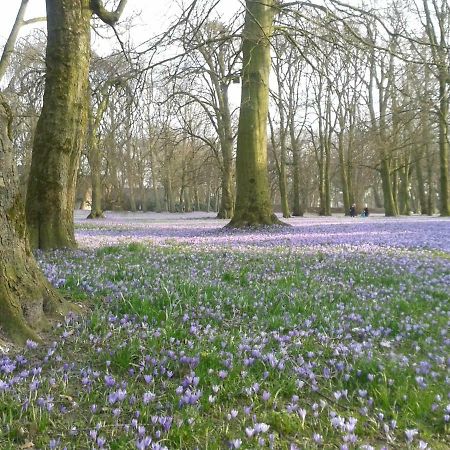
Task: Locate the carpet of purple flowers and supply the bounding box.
[1,212,449,449]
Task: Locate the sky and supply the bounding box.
[0,0,241,51]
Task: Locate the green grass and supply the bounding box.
[0,243,449,449]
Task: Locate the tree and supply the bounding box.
[229,0,282,226]
[0,95,70,344]
[0,0,71,344]
[26,0,127,249]
[419,0,450,216]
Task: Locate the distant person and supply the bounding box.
[350,204,356,217]
[363,205,369,217]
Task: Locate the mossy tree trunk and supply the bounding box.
[0,97,65,344]
[26,0,91,249]
[228,0,282,227]
[26,0,127,248]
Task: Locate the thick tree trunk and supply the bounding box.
[229,0,281,227]
[0,97,67,344]
[26,0,91,249]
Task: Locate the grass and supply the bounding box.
[0,237,449,449]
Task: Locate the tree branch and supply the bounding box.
[90,0,128,26]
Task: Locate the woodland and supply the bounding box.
[0,1,449,448]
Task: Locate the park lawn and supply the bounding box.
[0,215,449,449]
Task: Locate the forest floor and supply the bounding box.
[1,212,449,449]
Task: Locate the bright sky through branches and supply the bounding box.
[0,0,242,50]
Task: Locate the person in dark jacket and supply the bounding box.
[363,204,369,217]
[349,204,356,217]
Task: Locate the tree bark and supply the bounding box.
[86,101,106,219]
[149,145,161,212]
[291,138,303,216]
[228,0,282,227]
[380,154,398,216]
[26,0,127,246]
[26,0,91,249]
[415,145,427,215]
[0,96,67,344]
[438,76,450,215]
[338,130,350,215]
[87,142,104,218]
[217,84,235,219]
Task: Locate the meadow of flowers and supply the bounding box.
[1,212,449,449]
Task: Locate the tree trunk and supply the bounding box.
[415,146,427,214]
[229,0,281,227]
[279,129,290,219]
[217,84,235,219]
[438,76,450,216]
[149,146,161,212]
[324,141,331,216]
[399,156,411,215]
[127,142,137,213]
[380,154,398,216]
[426,141,435,215]
[217,157,234,218]
[290,125,304,217]
[0,97,68,344]
[87,85,110,219]
[26,0,91,249]
[87,134,104,219]
[338,131,350,215]
[206,181,211,212]
[318,160,327,216]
